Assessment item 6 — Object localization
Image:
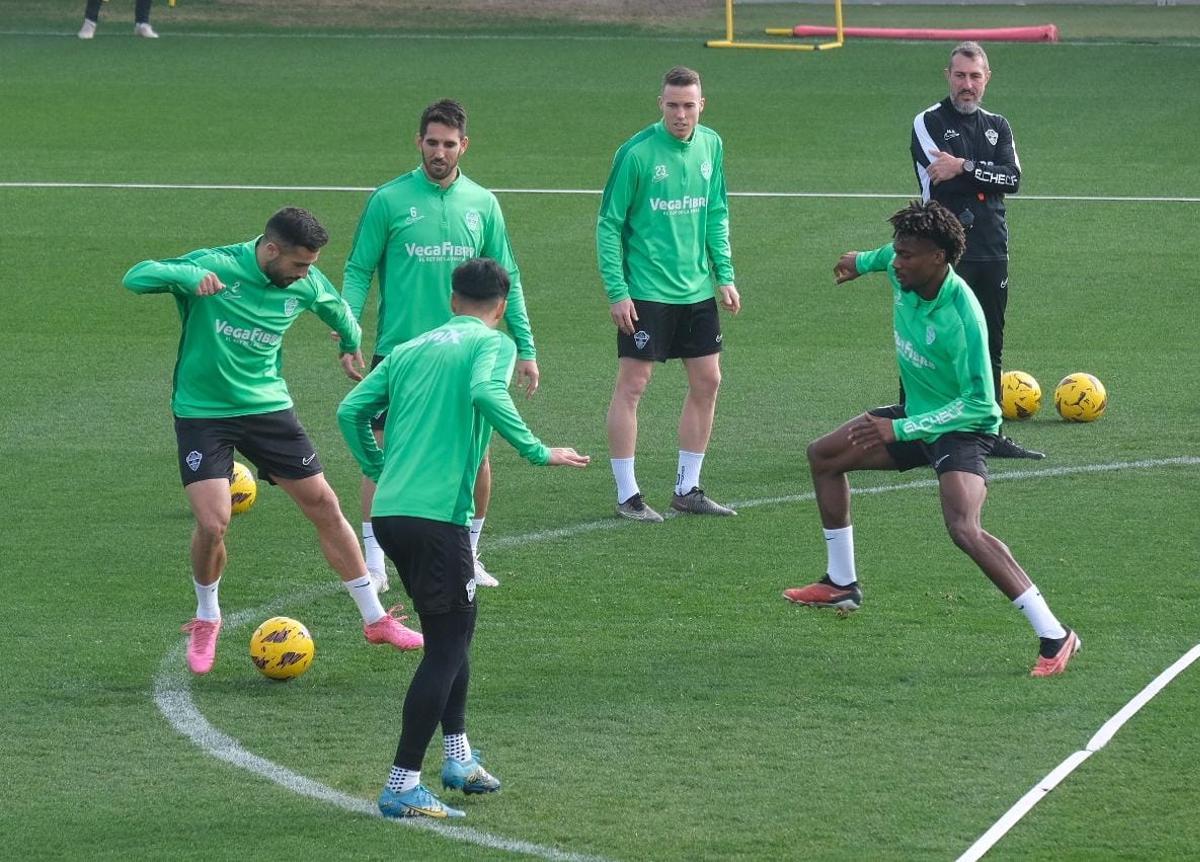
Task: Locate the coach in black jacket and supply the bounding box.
[911,40,1042,460]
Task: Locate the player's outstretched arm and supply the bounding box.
[834,252,860,284]
[546,447,590,468]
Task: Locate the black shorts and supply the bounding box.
[869,405,996,480]
[174,408,323,487]
[368,354,390,431]
[617,297,722,362]
[371,515,476,616]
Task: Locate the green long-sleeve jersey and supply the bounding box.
[337,315,550,526]
[342,168,535,359]
[855,243,1001,443]
[596,120,735,305]
[124,239,361,419]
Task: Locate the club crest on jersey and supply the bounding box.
[926,325,937,345]
[653,164,668,181]
[465,210,481,232]
[985,128,999,146]
[943,129,960,141]
[700,161,713,180]
[186,450,203,472]
[634,330,650,350]
[284,297,299,316]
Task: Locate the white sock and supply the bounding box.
[344,574,387,624]
[823,526,858,586]
[675,449,705,495]
[386,765,420,793]
[1013,585,1067,639]
[363,522,386,575]
[194,578,221,621]
[443,732,472,763]
[611,457,639,504]
[469,518,485,556]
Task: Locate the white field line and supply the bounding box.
[957,643,1200,862]
[153,455,1200,859]
[2,180,1198,204]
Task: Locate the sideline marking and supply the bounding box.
[153,456,1200,859]
[1,181,1198,204]
[957,643,1200,862]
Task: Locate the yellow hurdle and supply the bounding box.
[707,0,844,52]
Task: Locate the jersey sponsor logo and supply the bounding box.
[943,129,961,141]
[215,319,283,347]
[405,207,424,226]
[900,399,965,436]
[894,330,937,370]
[926,325,936,345]
[284,297,299,316]
[404,240,477,260]
[649,195,708,215]
[409,327,465,349]
[985,128,999,146]
[974,167,1018,187]
[633,330,650,350]
[700,160,713,180]
[464,210,481,232]
[186,450,203,471]
[653,164,668,181]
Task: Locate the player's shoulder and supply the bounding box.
[453,172,501,206]
[914,100,948,126]
[615,122,660,157]
[693,124,723,146]
[976,105,1012,129]
[370,169,424,203]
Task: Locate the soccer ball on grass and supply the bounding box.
[1054,373,1108,422]
[230,461,257,515]
[250,616,315,680]
[1000,370,1042,420]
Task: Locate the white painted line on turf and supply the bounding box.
[154,455,1200,858]
[956,643,1200,862]
[2,181,1198,204]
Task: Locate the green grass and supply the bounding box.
[2,6,1199,861]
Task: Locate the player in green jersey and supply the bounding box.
[597,66,741,523]
[342,99,538,591]
[124,207,423,675]
[783,201,1079,677]
[338,257,588,819]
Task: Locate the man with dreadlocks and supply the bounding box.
[782,200,1079,678]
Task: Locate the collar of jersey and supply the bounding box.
[241,237,303,290]
[413,166,465,193]
[448,314,490,329]
[897,268,956,310]
[655,120,694,149]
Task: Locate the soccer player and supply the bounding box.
[338,257,588,819]
[124,207,423,675]
[912,41,1042,460]
[782,201,1080,678]
[597,66,741,522]
[342,98,538,589]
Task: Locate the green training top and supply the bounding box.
[596,120,735,305]
[342,168,535,359]
[124,239,361,419]
[337,315,551,526]
[855,243,1001,443]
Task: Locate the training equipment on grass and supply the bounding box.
[230,461,257,515]
[708,0,844,51]
[1000,370,1043,421]
[766,24,1059,43]
[1054,373,1108,422]
[250,616,315,680]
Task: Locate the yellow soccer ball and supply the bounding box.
[1054,373,1108,422]
[230,461,258,515]
[1000,370,1042,421]
[250,616,315,681]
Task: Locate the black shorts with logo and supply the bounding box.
[617,297,722,362]
[371,515,476,616]
[174,408,323,487]
[869,405,996,480]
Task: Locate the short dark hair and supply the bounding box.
[889,200,966,265]
[663,66,701,90]
[452,257,510,303]
[949,41,989,71]
[264,207,328,251]
[420,99,468,137]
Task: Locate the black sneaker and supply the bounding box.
[992,436,1045,460]
[616,492,664,523]
[670,487,737,516]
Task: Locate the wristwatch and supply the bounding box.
[962,159,976,175]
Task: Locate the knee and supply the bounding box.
[807,439,834,473]
[690,368,722,401]
[945,519,983,553]
[303,484,343,525]
[194,513,230,543]
[614,371,651,405]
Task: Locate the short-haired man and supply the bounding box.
[342,99,539,589]
[338,257,588,819]
[912,41,1041,460]
[597,66,741,522]
[783,201,1079,678]
[124,207,423,675]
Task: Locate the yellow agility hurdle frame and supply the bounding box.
[707,0,844,51]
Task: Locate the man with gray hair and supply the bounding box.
[911,41,1041,460]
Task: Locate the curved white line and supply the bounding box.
[154,456,1200,858]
